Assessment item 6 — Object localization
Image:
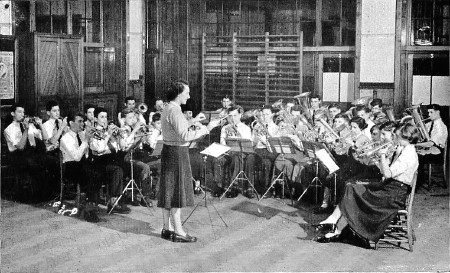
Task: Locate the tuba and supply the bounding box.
[409,104,430,141]
[294,92,311,110]
[385,107,396,122]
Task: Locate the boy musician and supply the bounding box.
[416,104,448,187]
[216,95,232,116]
[4,103,58,200]
[252,105,280,194]
[118,96,146,128]
[119,108,152,205]
[356,106,375,140]
[219,105,255,198]
[60,112,99,203]
[301,94,322,123]
[90,107,129,214]
[84,104,96,128]
[148,113,163,149]
[328,104,342,126]
[41,100,67,153]
[369,98,388,125]
[148,98,165,125]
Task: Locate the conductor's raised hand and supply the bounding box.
[207,118,221,131]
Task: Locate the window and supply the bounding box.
[71,1,102,43]
[35,1,67,34]
[203,0,356,47]
[411,0,450,46]
[322,55,355,102]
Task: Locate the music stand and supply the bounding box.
[183,143,229,238]
[296,141,323,204]
[108,137,153,215]
[260,137,296,203]
[147,140,163,197]
[220,138,260,200]
[297,141,339,204]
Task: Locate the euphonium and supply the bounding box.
[385,107,396,122]
[294,92,311,110]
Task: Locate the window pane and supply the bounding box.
[322,0,341,46]
[413,57,432,75]
[432,54,450,76]
[324,57,339,72]
[341,58,354,73]
[85,47,103,88]
[36,1,51,33]
[412,0,450,45]
[299,0,316,46]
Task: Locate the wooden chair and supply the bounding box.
[375,171,418,251]
[425,139,448,190]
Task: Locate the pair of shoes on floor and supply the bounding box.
[107,203,130,214]
[140,197,153,207]
[161,229,174,240]
[312,206,333,215]
[315,233,341,243]
[312,223,337,233]
[172,233,197,243]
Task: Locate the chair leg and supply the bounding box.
[427,164,432,190]
[76,183,81,208]
[407,218,414,252]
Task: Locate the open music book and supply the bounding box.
[315,148,340,174]
[200,142,231,158]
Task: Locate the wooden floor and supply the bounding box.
[1,180,449,273]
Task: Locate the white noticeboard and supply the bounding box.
[0,51,14,99]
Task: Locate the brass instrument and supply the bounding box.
[138,103,148,114]
[351,96,372,107]
[85,124,107,140]
[251,119,273,152]
[318,118,340,139]
[356,140,396,161]
[294,92,311,110]
[409,104,430,141]
[385,107,396,122]
[23,116,41,127]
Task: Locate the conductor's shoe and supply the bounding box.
[161,229,174,240]
[107,204,130,214]
[172,233,197,243]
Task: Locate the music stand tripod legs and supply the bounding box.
[219,152,260,201]
[260,154,293,204]
[108,150,153,215]
[183,156,228,239]
[296,160,322,204]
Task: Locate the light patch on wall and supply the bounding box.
[0,1,12,35]
[412,76,431,105]
[432,76,450,105]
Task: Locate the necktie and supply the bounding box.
[55,120,60,131]
[76,133,82,146]
[312,110,316,121]
[428,121,434,135]
[20,123,25,133]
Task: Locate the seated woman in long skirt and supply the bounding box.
[314,123,420,247]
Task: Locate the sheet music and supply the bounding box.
[315,148,340,174]
[200,142,231,158]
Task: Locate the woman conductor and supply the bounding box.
[159,80,220,243]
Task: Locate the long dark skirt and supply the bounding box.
[157,145,194,209]
[339,179,409,242]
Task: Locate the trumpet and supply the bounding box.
[138,103,148,114]
[23,116,41,126]
[356,141,395,160]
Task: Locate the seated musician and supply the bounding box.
[219,105,255,198]
[415,104,448,187]
[314,123,419,248]
[369,98,389,125]
[273,117,305,197]
[84,104,96,128]
[120,108,152,206]
[328,103,342,126]
[90,107,130,214]
[60,112,100,204]
[313,116,374,214]
[370,123,382,143]
[356,106,375,140]
[216,95,232,116]
[149,98,165,125]
[148,112,163,149]
[4,103,58,200]
[118,96,146,128]
[252,105,280,195]
[41,100,67,153]
[302,94,322,123]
